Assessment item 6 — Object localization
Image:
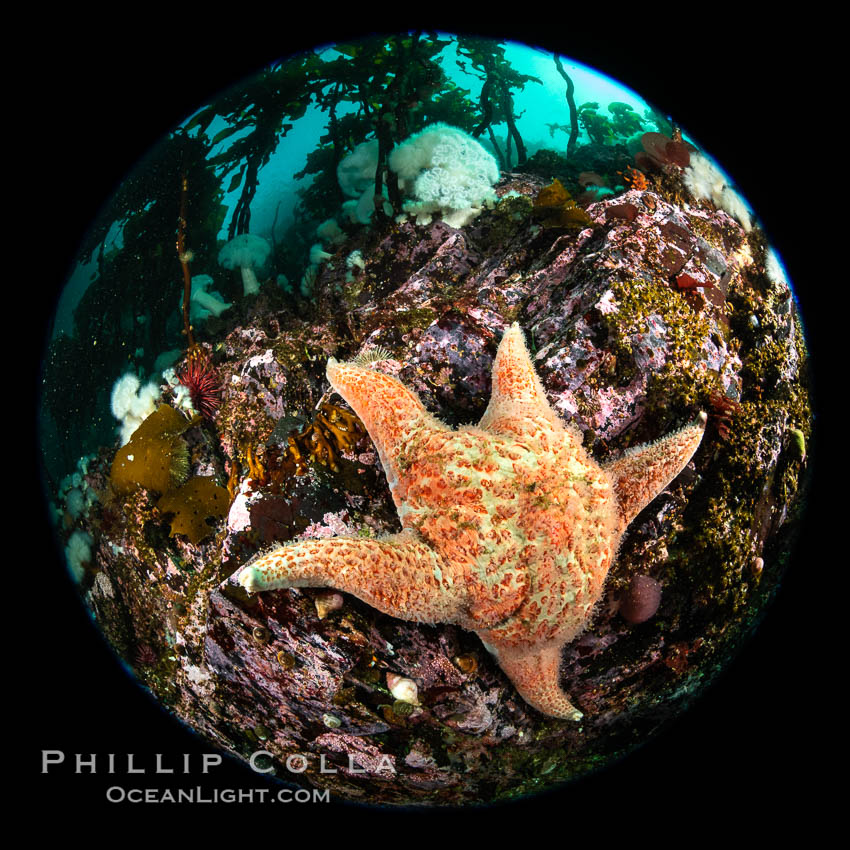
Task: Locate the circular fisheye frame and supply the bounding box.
[40,33,811,806]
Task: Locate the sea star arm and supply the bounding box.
[604,413,707,530]
[478,323,565,440]
[326,358,446,493]
[237,532,466,624]
[488,640,583,721]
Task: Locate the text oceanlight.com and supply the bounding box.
[105,787,329,804]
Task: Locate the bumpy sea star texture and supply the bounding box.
[74,175,811,804]
[236,323,706,719]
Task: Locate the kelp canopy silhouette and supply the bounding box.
[282,33,542,280]
[295,33,478,226]
[43,131,224,480]
[39,34,555,484]
[184,54,320,239]
[456,36,542,171]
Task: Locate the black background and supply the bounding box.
[24,8,832,833]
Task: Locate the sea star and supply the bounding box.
[236,324,706,720]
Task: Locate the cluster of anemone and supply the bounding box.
[335,123,501,229]
[388,123,500,228]
[682,153,752,232]
[218,233,271,296]
[110,373,162,445]
[179,274,231,324]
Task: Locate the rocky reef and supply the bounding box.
[65,171,811,806]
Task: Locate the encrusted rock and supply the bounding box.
[71,172,811,805]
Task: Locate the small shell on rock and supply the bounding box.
[386,673,419,705]
[454,654,478,675]
[315,591,344,619]
[252,625,271,645]
[619,575,662,624]
[277,650,296,669]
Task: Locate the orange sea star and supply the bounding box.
[235,324,706,720]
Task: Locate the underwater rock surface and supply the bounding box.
[77,173,810,805]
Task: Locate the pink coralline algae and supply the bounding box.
[407,315,495,415]
[77,165,809,806]
[236,324,706,720]
[523,188,745,439]
[302,510,360,539]
[226,480,254,534]
[236,349,288,419]
[596,290,618,315]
